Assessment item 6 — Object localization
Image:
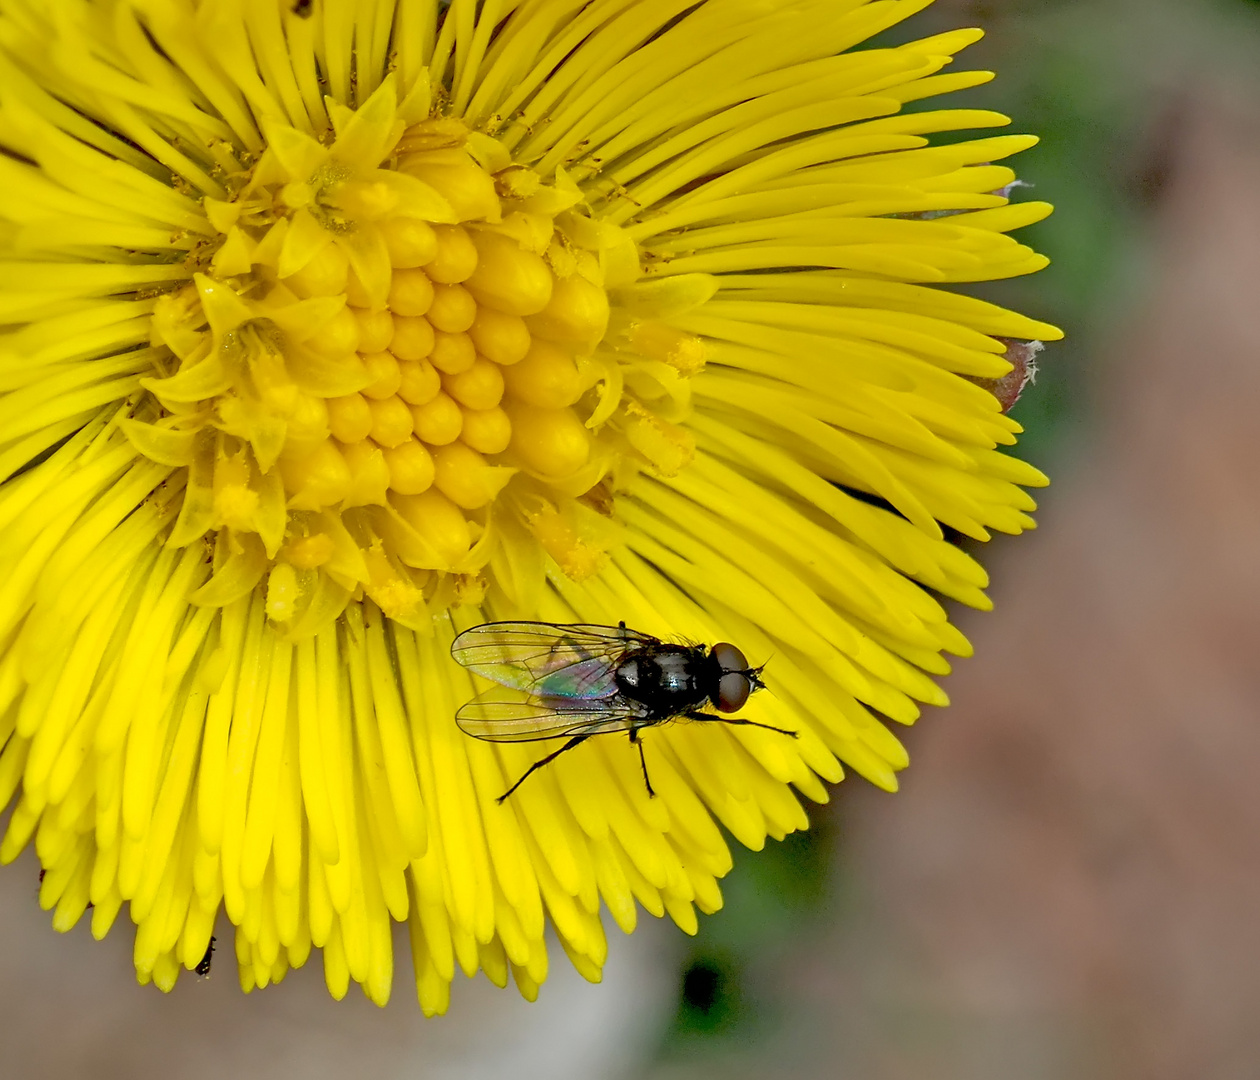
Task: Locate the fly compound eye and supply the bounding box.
[712,642,747,672]
[716,670,750,712]
[712,642,751,712]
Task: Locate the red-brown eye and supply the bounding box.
[716,670,750,712]
[712,642,747,672]
[712,642,750,712]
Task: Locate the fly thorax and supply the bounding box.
[655,651,699,695]
[615,648,704,712]
[615,656,647,696]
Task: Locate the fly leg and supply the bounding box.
[498,735,590,803]
[684,712,800,738]
[628,726,656,797]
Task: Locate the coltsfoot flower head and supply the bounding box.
[0,0,1061,1011]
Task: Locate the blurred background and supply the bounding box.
[4,0,1260,1075]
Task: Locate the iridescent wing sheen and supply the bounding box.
[450,621,655,700]
[455,688,652,742]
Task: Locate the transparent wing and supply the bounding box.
[455,687,650,743]
[450,621,655,699]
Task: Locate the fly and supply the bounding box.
[450,620,795,802]
[195,935,216,977]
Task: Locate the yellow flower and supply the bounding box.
[0,0,1060,1012]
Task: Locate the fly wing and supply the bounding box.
[450,621,654,699]
[455,687,650,743]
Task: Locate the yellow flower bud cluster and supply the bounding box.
[133,113,636,634]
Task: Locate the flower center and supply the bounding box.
[126,88,701,635]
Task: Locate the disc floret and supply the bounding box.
[127,79,695,634]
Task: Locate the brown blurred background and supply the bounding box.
[4,1,1260,1076]
[653,2,1260,1077]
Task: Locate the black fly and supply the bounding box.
[291,0,314,17]
[450,621,794,802]
[196,936,216,977]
